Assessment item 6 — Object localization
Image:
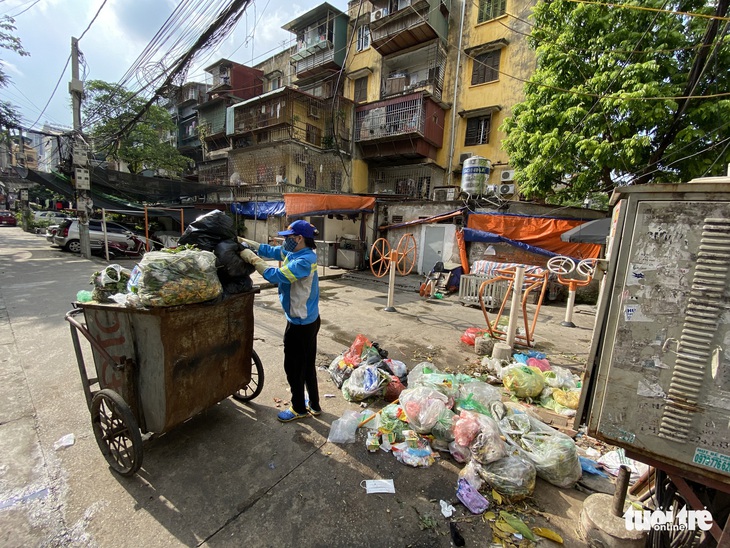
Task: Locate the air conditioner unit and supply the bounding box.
[459,152,473,165]
[371,8,388,22]
[499,184,515,195]
[501,169,515,182]
[308,103,320,119]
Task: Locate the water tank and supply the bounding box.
[461,156,491,197]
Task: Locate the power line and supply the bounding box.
[26,0,108,130]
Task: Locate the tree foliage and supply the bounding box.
[501,0,730,201]
[82,80,190,175]
[0,16,28,129]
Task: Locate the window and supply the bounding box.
[306,123,322,146]
[330,172,343,192]
[354,76,368,103]
[269,76,281,91]
[357,25,370,52]
[471,50,500,85]
[465,115,491,146]
[478,0,507,23]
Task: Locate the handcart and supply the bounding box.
[65,290,264,477]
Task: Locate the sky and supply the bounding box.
[0,0,349,132]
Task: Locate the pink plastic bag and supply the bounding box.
[527,357,551,372]
[453,411,481,446]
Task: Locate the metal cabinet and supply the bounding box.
[586,181,730,486]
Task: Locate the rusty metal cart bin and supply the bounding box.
[65,290,263,476]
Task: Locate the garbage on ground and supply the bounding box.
[456,478,490,514]
[53,433,75,450]
[460,327,490,346]
[361,479,395,494]
[327,410,361,444]
[597,448,650,483]
[439,500,456,518]
[326,343,590,535]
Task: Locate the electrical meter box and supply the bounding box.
[586,180,730,487]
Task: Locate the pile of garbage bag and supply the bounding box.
[329,334,408,402]
[327,358,583,507]
[481,350,582,416]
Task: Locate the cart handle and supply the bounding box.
[65,309,129,372]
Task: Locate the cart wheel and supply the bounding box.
[90,389,143,477]
[233,350,265,402]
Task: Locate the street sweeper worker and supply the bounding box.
[239,220,322,422]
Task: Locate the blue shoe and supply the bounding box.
[306,400,322,416]
[277,407,309,422]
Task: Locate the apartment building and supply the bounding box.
[343,0,535,200]
[197,59,264,184]
[225,3,354,199]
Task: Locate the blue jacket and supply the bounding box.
[256,243,319,325]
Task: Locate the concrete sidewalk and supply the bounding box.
[0,228,600,547]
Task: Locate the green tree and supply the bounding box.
[0,16,29,129]
[82,80,189,175]
[502,0,730,202]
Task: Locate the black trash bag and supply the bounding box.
[215,240,255,278]
[178,210,237,251]
[214,239,255,295]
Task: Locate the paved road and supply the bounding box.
[0,227,596,547]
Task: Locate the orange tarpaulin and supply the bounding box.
[467,213,602,259]
[283,193,376,217]
[456,229,470,274]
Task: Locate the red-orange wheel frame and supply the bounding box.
[396,234,417,275]
[369,238,391,278]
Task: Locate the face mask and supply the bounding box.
[283,236,298,252]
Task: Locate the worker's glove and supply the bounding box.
[238,237,260,251]
[239,248,267,275]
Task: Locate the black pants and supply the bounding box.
[283,316,321,414]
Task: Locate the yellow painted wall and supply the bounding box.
[449,0,536,183]
[341,0,537,192]
[351,159,370,193]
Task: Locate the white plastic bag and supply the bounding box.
[327,410,361,444]
[398,386,449,434]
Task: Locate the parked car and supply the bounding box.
[34,211,71,223]
[0,210,17,227]
[45,221,67,243]
[53,219,156,253]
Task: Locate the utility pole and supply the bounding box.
[70,36,92,259]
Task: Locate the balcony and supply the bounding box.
[370,0,448,56]
[355,92,444,160]
[292,45,338,81]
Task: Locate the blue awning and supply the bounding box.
[463,228,560,259]
[230,201,286,219]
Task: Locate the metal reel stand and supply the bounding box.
[369,234,417,312]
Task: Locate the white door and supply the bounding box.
[419,225,447,274]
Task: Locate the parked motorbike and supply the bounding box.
[104,233,160,259]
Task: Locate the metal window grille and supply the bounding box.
[380,42,446,100]
[369,164,445,198]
